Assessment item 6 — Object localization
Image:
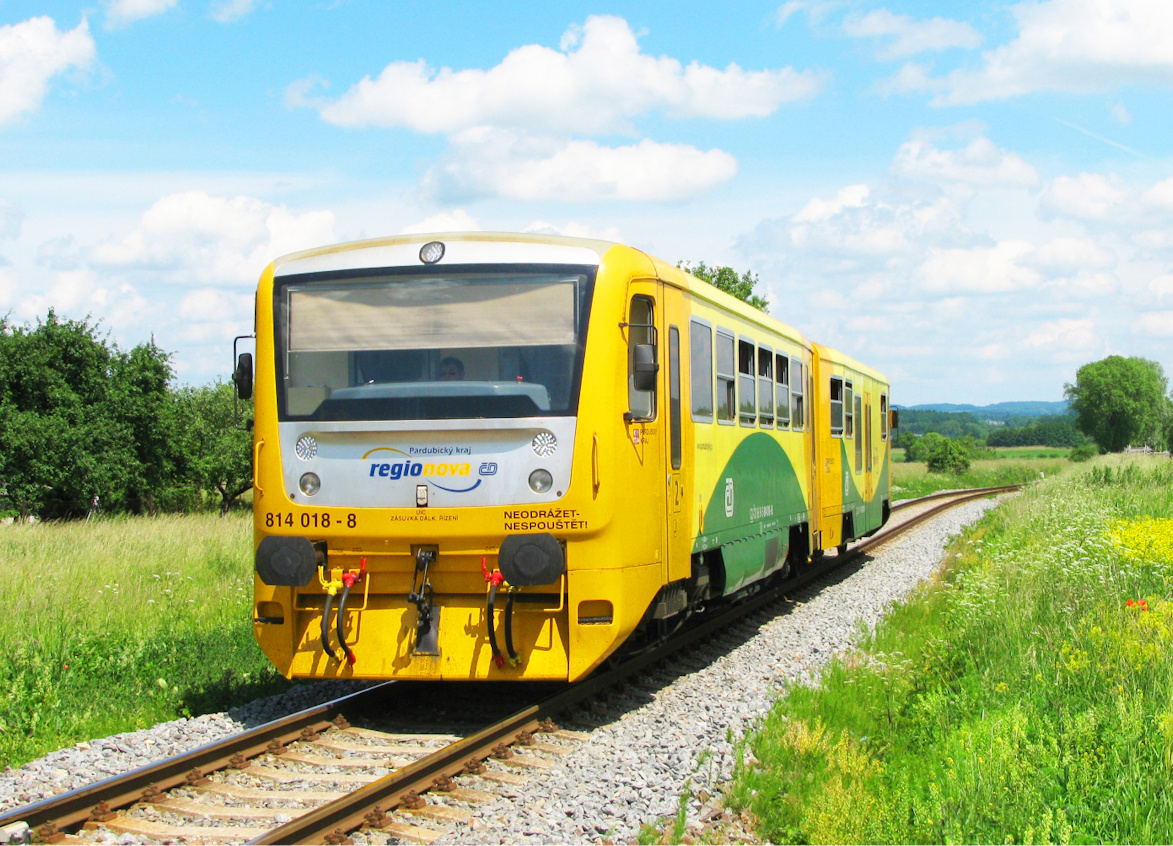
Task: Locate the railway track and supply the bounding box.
[0,485,1019,846]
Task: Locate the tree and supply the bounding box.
[107,338,178,514]
[0,311,134,518]
[679,261,769,311]
[173,382,253,515]
[0,311,180,519]
[1064,356,1168,452]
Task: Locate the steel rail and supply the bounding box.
[2,484,1019,844]
[0,683,395,836]
[258,483,1022,843]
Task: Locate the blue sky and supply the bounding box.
[2,0,1171,405]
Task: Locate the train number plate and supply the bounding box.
[264,511,357,529]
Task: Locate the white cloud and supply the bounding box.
[0,199,22,239]
[524,220,624,241]
[1141,177,1173,214]
[105,0,176,29]
[90,191,336,285]
[785,184,970,259]
[843,9,982,59]
[295,15,821,135]
[0,267,17,309]
[1039,172,1127,221]
[399,210,481,235]
[7,268,152,332]
[775,1,840,28]
[928,0,1173,105]
[422,132,738,203]
[1149,275,1173,302]
[921,241,1041,294]
[210,0,260,23]
[892,136,1038,187]
[1134,311,1173,337]
[0,17,95,126]
[178,288,253,323]
[1028,237,1115,274]
[1022,318,1100,353]
[793,184,870,223]
[875,61,938,96]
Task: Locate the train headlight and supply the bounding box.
[295,435,318,460]
[299,472,321,497]
[419,241,445,264]
[528,469,553,494]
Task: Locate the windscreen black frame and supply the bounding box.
[273,262,597,422]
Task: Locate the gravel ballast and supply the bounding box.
[1,498,1000,842]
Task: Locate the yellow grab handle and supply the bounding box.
[592,433,600,496]
[253,438,264,498]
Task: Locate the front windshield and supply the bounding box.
[275,264,596,421]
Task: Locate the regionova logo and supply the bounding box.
[362,447,494,494]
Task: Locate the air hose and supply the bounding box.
[482,557,507,669]
[320,590,336,657]
[503,589,520,667]
[335,559,366,666]
[481,557,522,669]
[320,559,365,665]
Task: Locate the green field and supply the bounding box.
[728,454,1173,843]
[891,454,1070,500]
[0,513,289,768]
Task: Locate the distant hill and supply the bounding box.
[899,401,1070,420]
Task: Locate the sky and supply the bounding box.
[1,0,1171,406]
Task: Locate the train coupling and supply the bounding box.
[409,547,440,656]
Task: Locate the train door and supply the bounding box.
[662,283,691,584]
[624,280,670,585]
[813,348,846,551]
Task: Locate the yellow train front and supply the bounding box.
[247,232,893,682]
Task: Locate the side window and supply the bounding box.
[880,394,889,441]
[627,296,656,420]
[738,339,756,426]
[715,330,735,424]
[854,393,864,472]
[791,359,804,431]
[845,380,854,439]
[830,376,844,437]
[775,353,790,428]
[669,326,682,470]
[758,346,774,427]
[690,320,713,422]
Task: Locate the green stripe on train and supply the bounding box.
[692,433,808,594]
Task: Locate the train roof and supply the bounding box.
[266,232,885,383]
[269,231,618,277]
[812,342,889,384]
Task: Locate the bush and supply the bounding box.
[1069,443,1099,463]
[926,439,971,474]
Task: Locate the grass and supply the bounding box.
[891,455,1068,500]
[0,513,290,768]
[727,454,1173,843]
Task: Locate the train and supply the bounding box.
[235,232,894,682]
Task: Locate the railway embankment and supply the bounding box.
[2,493,1006,842]
[7,457,1167,843]
[724,457,1173,844]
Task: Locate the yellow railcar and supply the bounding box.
[240,233,892,682]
